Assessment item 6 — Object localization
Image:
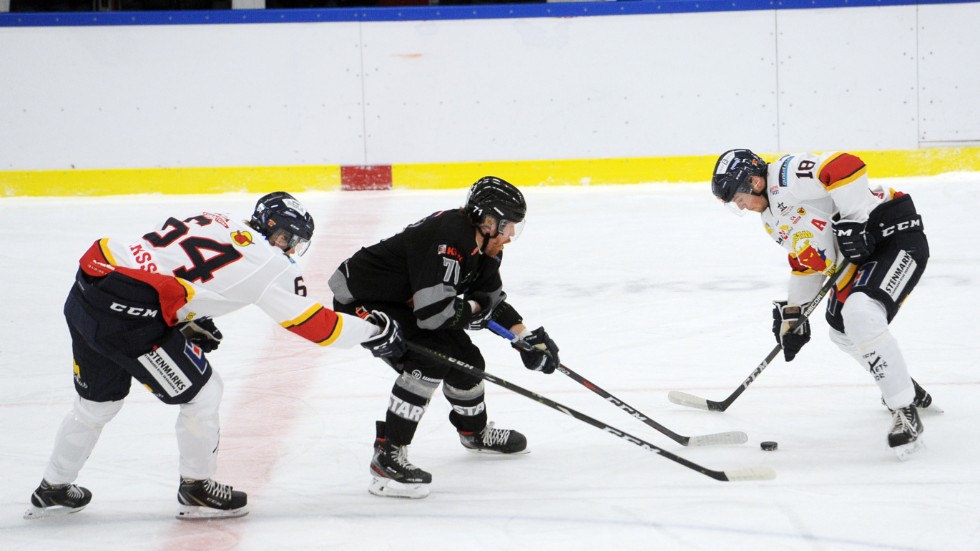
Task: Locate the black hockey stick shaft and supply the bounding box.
[486,321,747,447]
[404,341,774,482]
[668,262,850,412]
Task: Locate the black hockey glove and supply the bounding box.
[362,310,407,361]
[771,301,811,362]
[463,291,505,331]
[179,318,223,353]
[834,219,875,263]
[517,327,560,374]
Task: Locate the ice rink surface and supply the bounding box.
[2,176,978,550]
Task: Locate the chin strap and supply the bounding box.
[476,227,494,254]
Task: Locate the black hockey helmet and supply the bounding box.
[711,149,768,203]
[465,176,527,238]
[250,191,315,256]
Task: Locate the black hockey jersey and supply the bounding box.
[329,209,521,331]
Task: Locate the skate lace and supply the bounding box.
[65,485,83,500]
[480,422,511,447]
[203,479,233,502]
[391,446,420,472]
[891,408,917,435]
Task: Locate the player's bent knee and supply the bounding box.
[828,328,855,354]
[181,373,223,414]
[75,395,124,427]
[841,293,890,345]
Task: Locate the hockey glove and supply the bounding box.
[517,327,560,374]
[179,318,223,353]
[833,219,875,263]
[362,310,407,361]
[771,301,811,362]
[463,291,505,331]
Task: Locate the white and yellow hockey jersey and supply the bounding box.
[762,152,897,305]
[78,211,375,348]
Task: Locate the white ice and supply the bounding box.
[2,176,978,550]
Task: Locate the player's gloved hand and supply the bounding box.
[362,310,407,361]
[834,219,875,263]
[179,317,223,353]
[516,327,560,374]
[463,291,504,331]
[771,301,811,362]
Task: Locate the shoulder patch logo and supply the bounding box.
[778,155,795,187]
[438,244,464,261]
[231,230,254,246]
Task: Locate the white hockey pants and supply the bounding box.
[42,373,223,484]
[828,293,915,409]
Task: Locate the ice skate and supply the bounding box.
[459,422,528,454]
[369,421,431,499]
[888,405,924,461]
[882,379,943,414]
[176,478,248,520]
[23,480,92,519]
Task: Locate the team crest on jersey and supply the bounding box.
[795,244,829,272]
[231,230,254,246]
[183,341,210,375]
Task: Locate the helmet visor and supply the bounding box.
[270,228,311,257]
[712,171,755,204]
[496,218,525,241]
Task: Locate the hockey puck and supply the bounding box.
[760,441,778,451]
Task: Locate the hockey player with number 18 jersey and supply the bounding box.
[710,150,938,460]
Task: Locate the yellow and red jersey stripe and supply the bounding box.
[817,153,867,192]
[280,304,345,346]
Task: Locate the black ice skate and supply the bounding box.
[177,478,248,520]
[23,479,92,519]
[888,405,924,461]
[459,422,528,454]
[369,421,431,499]
[882,378,943,414]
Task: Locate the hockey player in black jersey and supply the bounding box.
[329,176,560,499]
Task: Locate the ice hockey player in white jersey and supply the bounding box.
[711,149,938,460]
[24,192,406,521]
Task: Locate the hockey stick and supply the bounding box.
[486,321,747,447]
[667,262,850,412]
[404,341,775,482]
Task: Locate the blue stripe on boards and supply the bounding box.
[0,0,975,27]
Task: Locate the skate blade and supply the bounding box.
[892,439,924,461]
[176,504,249,520]
[368,477,429,499]
[23,504,87,520]
[462,447,530,455]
